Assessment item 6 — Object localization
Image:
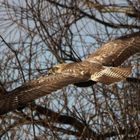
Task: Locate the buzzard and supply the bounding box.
[0,31,140,115]
[48,59,132,85]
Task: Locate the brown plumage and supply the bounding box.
[0,32,140,115]
[86,32,140,66]
[48,61,132,85]
[0,74,89,115]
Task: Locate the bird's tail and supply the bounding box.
[91,66,132,85]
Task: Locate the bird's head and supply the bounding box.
[48,63,68,75]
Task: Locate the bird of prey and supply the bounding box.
[0,31,140,115]
[48,60,132,85]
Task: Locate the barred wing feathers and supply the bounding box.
[0,74,88,115]
[91,67,132,85]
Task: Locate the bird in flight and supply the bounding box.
[0,31,140,115]
[48,59,132,85]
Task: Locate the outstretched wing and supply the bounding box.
[0,32,140,114]
[86,32,140,66]
[0,74,89,115]
[91,67,132,85]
